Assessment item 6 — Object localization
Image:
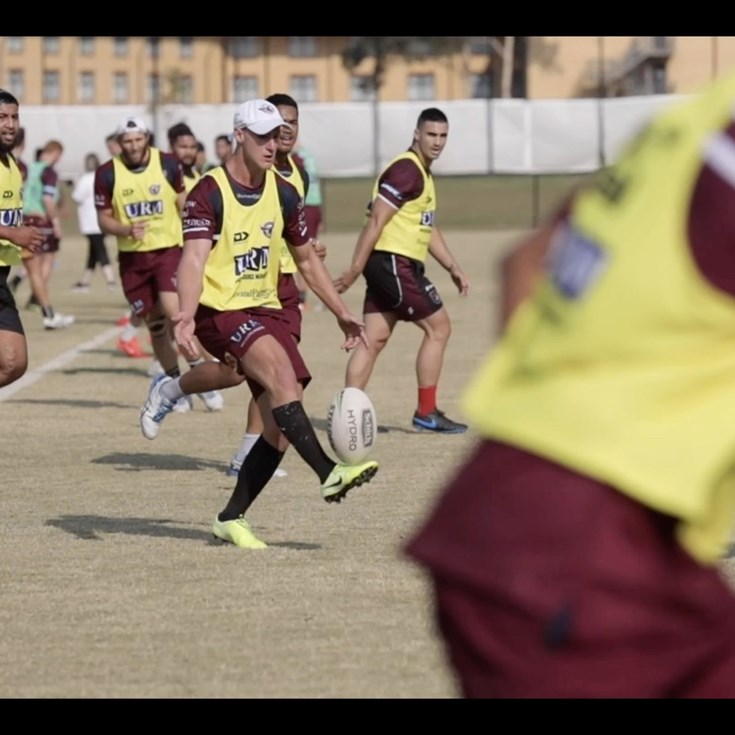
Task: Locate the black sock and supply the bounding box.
[272,401,336,483]
[42,305,54,319]
[165,366,181,379]
[219,436,285,521]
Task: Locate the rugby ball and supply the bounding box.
[327,387,377,465]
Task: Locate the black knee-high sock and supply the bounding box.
[219,436,285,521]
[272,401,336,483]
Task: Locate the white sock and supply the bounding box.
[121,323,138,341]
[160,377,185,403]
[233,433,260,466]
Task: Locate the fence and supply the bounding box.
[20,95,689,184]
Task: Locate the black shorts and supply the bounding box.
[362,251,443,322]
[0,266,24,335]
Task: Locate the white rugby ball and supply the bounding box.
[327,387,377,465]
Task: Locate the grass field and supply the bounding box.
[322,174,592,232]
[7,177,733,698]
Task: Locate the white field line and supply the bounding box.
[0,326,120,402]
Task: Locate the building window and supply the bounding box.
[148,37,160,59]
[78,72,95,103]
[230,37,259,59]
[114,37,128,57]
[147,74,160,103]
[113,72,128,104]
[407,73,435,101]
[6,37,23,54]
[79,37,94,56]
[289,75,318,103]
[233,75,259,103]
[173,75,193,104]
[469,37,493,55]
[288,37,316,58]
[469,72,493,98]
[43,37,60,56]
[8,70,24,101]
[350,75,375,102]
[179,37,193,59]
[43,71,60,102]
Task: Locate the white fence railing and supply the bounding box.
[19,95,689,183]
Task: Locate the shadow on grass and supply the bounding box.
[7,397,135,409]
[61,366,150,377]
[45,514,321,550]
[92,452,228,473]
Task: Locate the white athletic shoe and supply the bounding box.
[139,374,176,440]
[226,460,287,479]
[172,394,193,413]
[43,313,75,330]
[197,390,224,412]
[147,359,164,378]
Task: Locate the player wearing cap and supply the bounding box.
[139,99,379,549]
[94,115,224,412]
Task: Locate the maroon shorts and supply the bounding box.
[194,304,311,399]
[278,272,302,342]
[23,215,59,254]
[362,251,442,322]
[304,205,322,238]
[118,247,181,317]
[405,440,735,698]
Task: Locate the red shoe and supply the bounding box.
[117,335,148,358]
[116,313,131,327]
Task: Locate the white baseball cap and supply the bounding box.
[115,115,149,137]
[233,99,290,136]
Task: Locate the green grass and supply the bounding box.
[322,173,594,232]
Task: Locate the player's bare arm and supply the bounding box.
[499,218,558,331]
[172,237,210,356]
[428,226,470,297]
[290,240,368,351]
[97,206,145,240]
[334,197,396,293]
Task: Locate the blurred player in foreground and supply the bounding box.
[406,71,735,698]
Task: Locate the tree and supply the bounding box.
[342,36,468,96]
[342,37,468,174]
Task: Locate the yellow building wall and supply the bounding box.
[2,36,735,105]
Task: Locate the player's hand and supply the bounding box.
[450,265,470,297]
[312,238,327,261]
[13,226,44,253]
[130,222,146,241]
[334,268,358,294]
[172,312,199,358]
[337,311,368,351]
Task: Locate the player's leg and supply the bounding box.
[0,269,27,387]
[404,268,465,433]
[345,311,397,390]
[156,257,224,413]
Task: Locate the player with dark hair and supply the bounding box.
[0,89,44,386]
[335,107,470,433]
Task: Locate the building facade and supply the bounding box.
[0,36,733,106]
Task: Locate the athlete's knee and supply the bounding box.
[0,355,27,386]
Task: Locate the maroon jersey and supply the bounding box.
[375,154,426,209]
